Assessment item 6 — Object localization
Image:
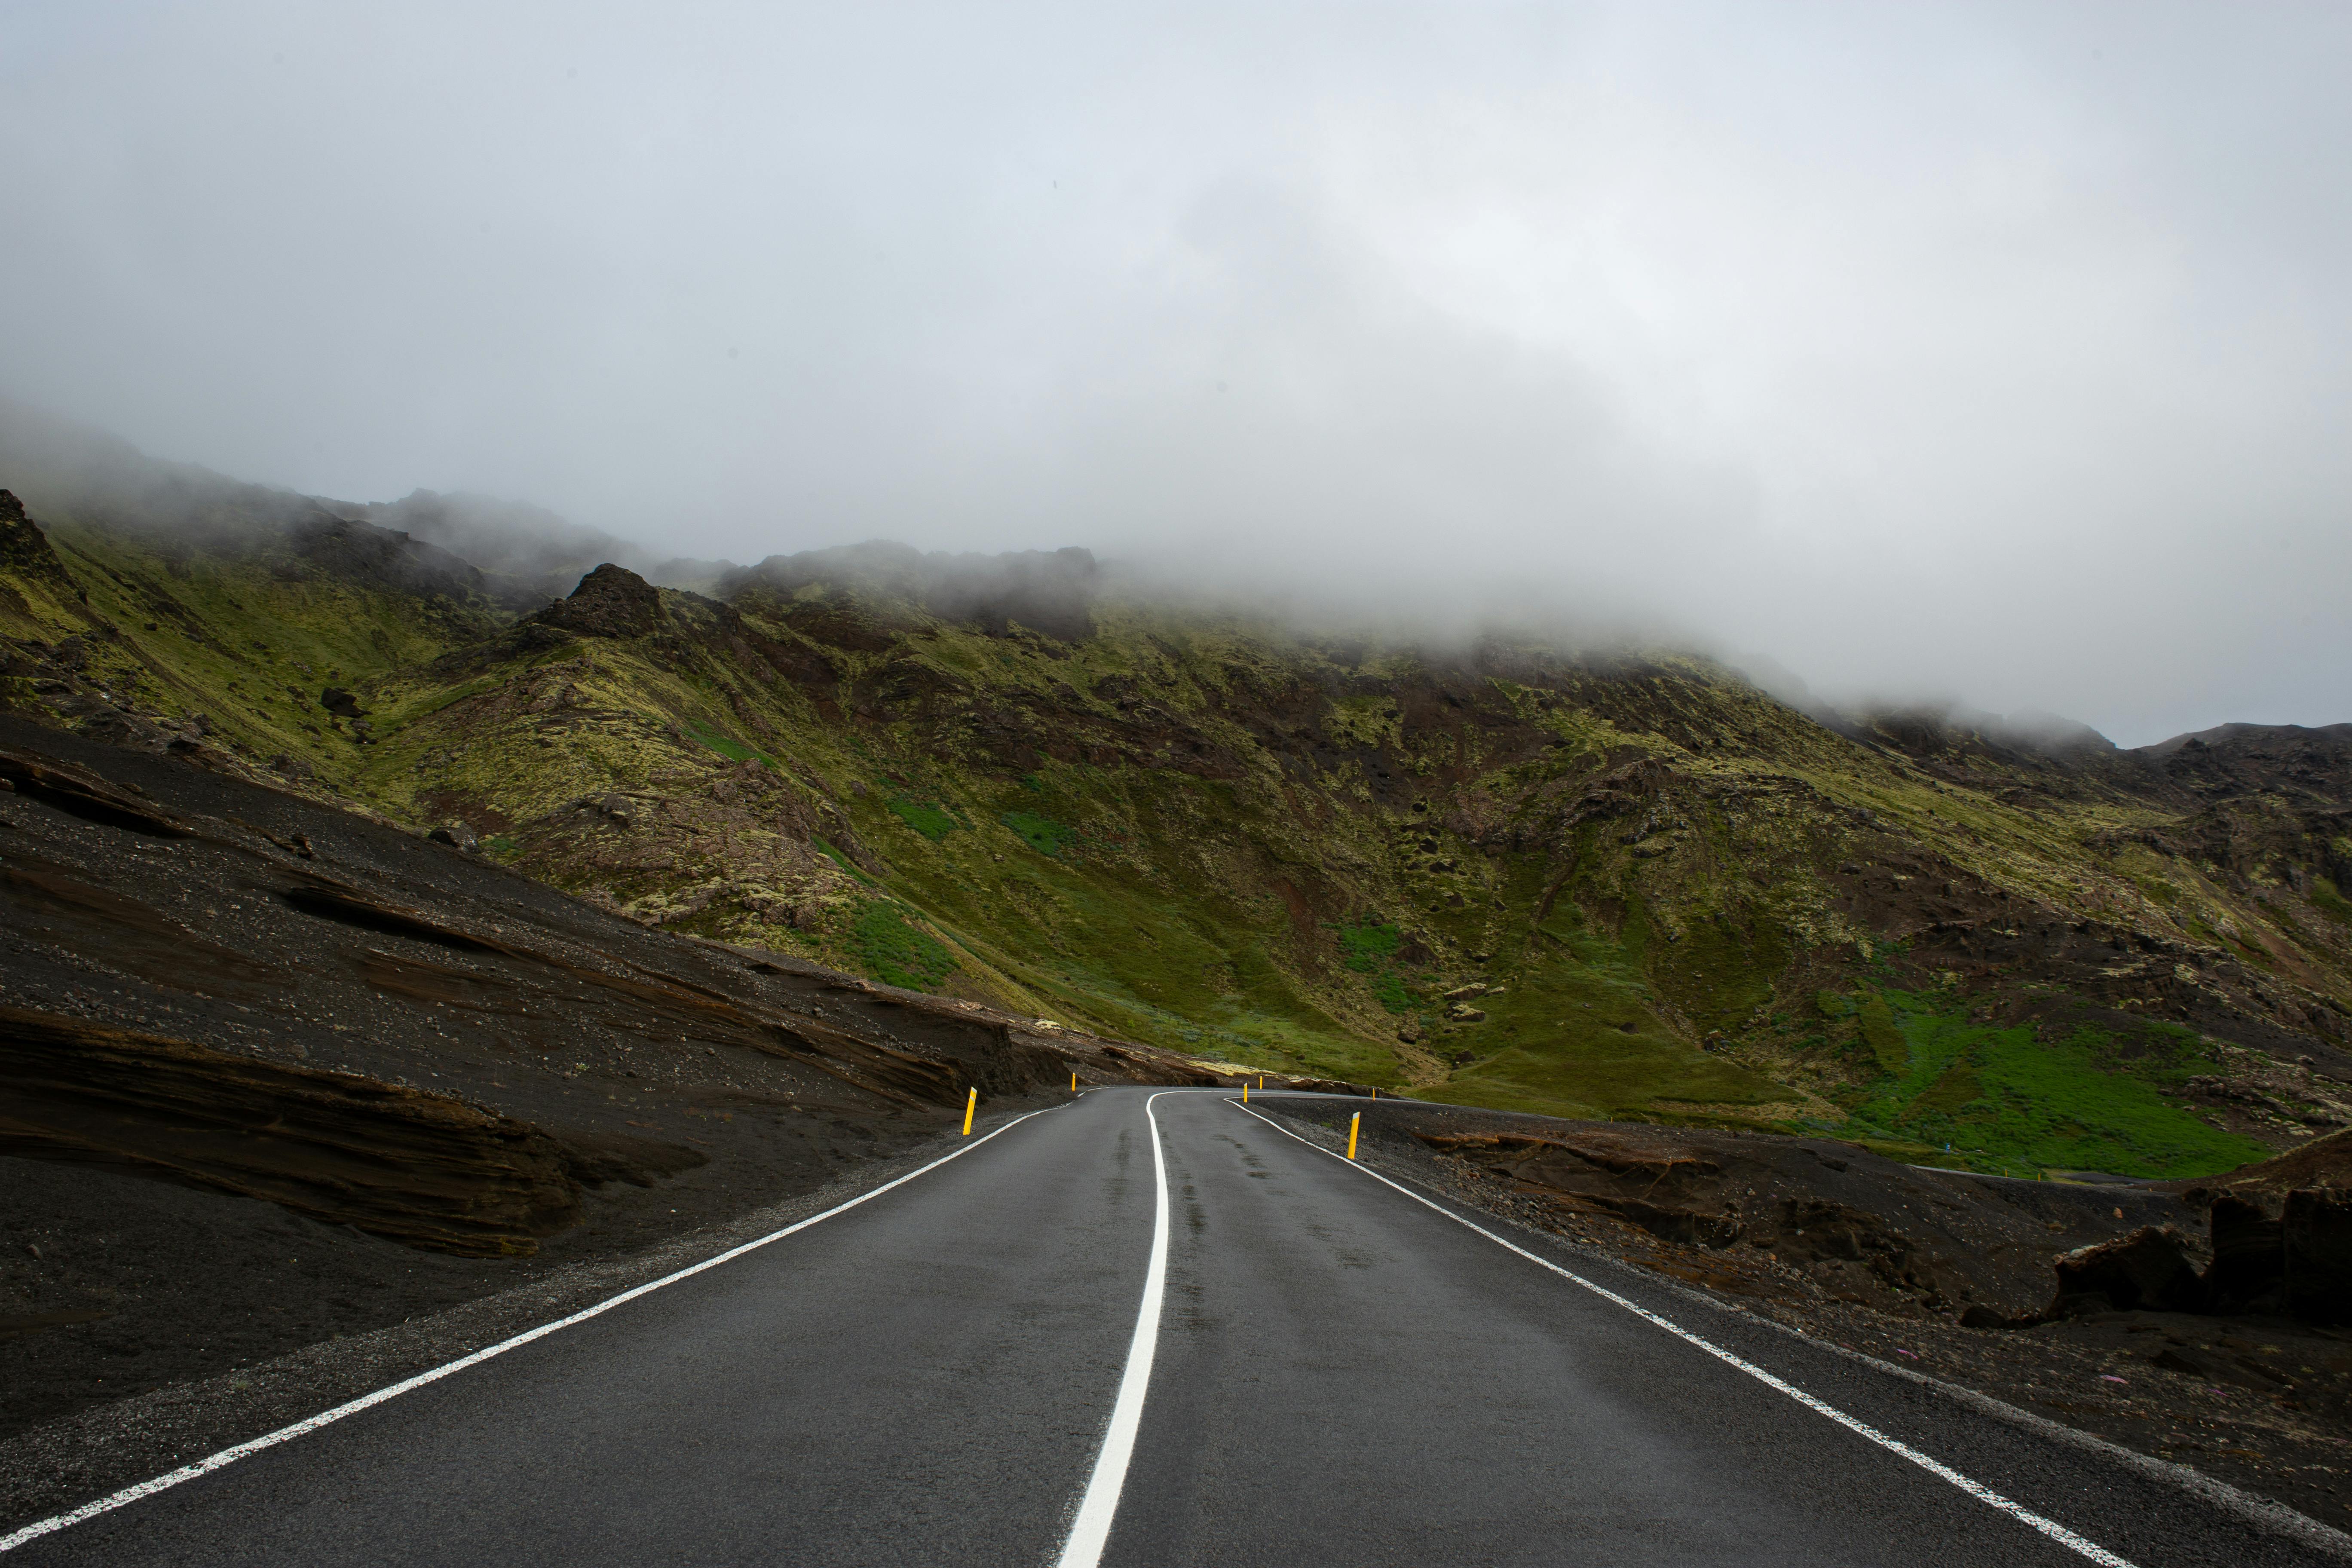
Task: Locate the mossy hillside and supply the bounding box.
[1430,898,1785,1120]
[1825,986,2275,1179]
[887,796,965,841]
[7,508,2348,1156]
[847,900,958,989]
[839,759,1403,1078]
[6,520,496,793]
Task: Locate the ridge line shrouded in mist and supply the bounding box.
[0,4,2346,743]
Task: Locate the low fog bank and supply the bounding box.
[359,491,732,607]
[7,6,2349,747]
[0,393,2340,754]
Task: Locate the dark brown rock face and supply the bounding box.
[536,562,663,639]
[2052,1226,2209,1315]
[2211,1189,2286,1316]
[2284,1189,2352,1324]
[0,488,79,597]
[0,748,192,838]
[2205,1193,2287,1307]
[0,1008,585,1256]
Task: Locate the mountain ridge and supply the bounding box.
[4,421,2348,1182]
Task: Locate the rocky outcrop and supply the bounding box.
[289,512,489,604]
[532,562,666,639]
[2285,1189,2352,1323]
[0,490,79,599]
[2049,1227,2209,1315]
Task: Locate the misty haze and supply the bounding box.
[3,6,2350,1566]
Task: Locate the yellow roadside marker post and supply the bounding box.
[962,1087,977,1135]
[1242,1081,1249,1104]
[1070,1071,1078,1093]
[1347,1112,1361,1161]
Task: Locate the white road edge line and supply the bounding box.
[0,1106,1063,1556]
[1053,1089,1174,1568]
[1230,1099,2137,1568]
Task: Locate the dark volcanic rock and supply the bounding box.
[289,513,487,604]
[0,490,78,598]
[535,562,664,639]
[2205,1193,2286,1308]
[0,714,1219,1443]
[2284,1188,2352,1325]
[2051,1226,2209,1315]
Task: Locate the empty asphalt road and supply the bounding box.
[4,1089,2338,1566]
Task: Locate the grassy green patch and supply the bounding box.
[847,902,957,989]
[1330,918,1415,1013]
[1002,809,1079,858]
[1839,989,2269,1179]
[2314,878,2352,927]
[1857,990,1908,1073]
[1654,914,1788,1035]
[888,797,964,841]
[1436,1030,1770,1121]
[1423,894,1780,1119]
[1335,919,1401,972]
[685,718,772,766]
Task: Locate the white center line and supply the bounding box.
[1054,1089,1174,1568]
[0,1106,1063,1556]
[1231,1098,2137,1568]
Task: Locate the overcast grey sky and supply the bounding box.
[3,2,2346,744]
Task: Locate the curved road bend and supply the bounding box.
[6,1089,2335,1567]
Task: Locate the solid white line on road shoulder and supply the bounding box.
[1231,1099,2137,1568]
[0,1107,1064,1556]
[1053,1090,1175,1568]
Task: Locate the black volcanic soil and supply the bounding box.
[1267,1096,2352,1536]
[0,717,1209,1445]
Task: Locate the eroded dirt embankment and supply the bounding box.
[0,717,1214,1442]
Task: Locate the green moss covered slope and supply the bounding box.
[5,463,2348,1180]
